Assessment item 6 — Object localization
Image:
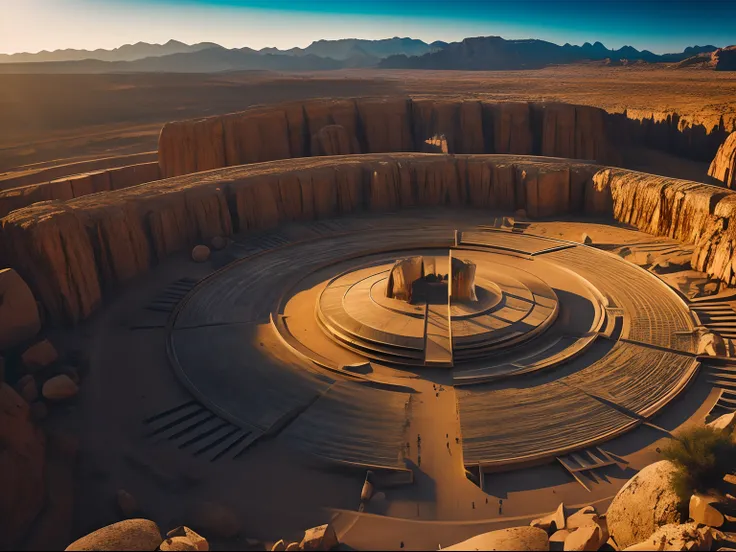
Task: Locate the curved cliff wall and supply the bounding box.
[709,131,736,188]
[2,152,735,326]
[157,98,621,179]
[0,162,161,218]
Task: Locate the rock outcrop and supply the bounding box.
[709,132,736,189]
[0,162,161,219]
[713,46,736,72]
[7,152,736,324]
[606,460,683,549]
[0,383,46,550]
[158,98,620,179]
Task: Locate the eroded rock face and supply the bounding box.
[158,98,619,179]
[0,162,161,219]
[709,132,736,189]
[311,125,360,156]
[0,383,46,550]
[606,460,683,549]
[0,268,41,351]
[6,152,736,325]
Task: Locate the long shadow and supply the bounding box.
[386,458,438,506]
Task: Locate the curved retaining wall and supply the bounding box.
[0,162,161,219]
[157,98,621,178]
[0,152,733,325]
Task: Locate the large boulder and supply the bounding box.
[444,526,550,551]
[623,522,713,551]
[606,460,683,549]
[0,268,41,351]
[65,519,162,551]
[0,383,46,550]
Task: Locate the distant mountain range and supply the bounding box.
[0,39,218,64]
[0,36,727,74]
[379,37,719,70]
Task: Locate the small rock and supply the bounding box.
[271,540,286,551]
[22,339,59,371]
[285,543,300,552]
[564,523,606,551]
[581,233,593,245]
[566,505,598,531]
[211,236,227,251]
[116,489,138,519]
[57,365,80,385]
[65,518,162,551]
[191,245,211,263]
[708,412,736,433]
[300,524,339,551]
[532,502,566,534]
[160,537,198,551]
[166,527,208,551]
[17,374,38,403]
[360,479,374,502]
[42,375,79,401]
[689,494,725,528]
[187,501,240,539]
[30,401,48,421]
[550,529,571,550]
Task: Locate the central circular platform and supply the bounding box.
[314,253,560,367]
[167,216,700,478]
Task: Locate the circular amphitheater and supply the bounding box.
[4,97,735,539]
[167,211,701,479]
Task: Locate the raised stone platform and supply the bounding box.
[166,215,699,474]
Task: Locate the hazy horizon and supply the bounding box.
[1,0,732,56]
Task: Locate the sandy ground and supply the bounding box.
[41,213,722,550]
[1,66,734,172]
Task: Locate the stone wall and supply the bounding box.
[0,162,161,218]
[2,153,735,325]
[157,98,621,179]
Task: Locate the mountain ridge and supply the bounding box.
[0,36,726,74]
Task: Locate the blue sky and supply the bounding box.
[1,0,733,55]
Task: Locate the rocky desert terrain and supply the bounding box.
[3,58,736,552]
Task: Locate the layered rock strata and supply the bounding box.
[3,152,736,325]
[709,131,736,188]
[0,162,161,218]
[157,98,621,178]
